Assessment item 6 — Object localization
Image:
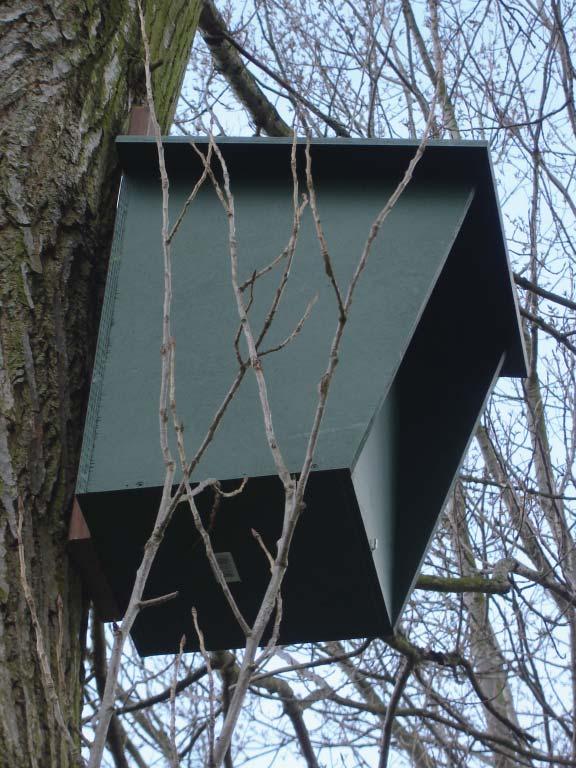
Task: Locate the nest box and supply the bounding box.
[70,137,527,656]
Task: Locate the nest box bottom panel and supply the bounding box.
[77,470,390,656]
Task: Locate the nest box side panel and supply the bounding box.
[353,197,510,625]
[76,180,130,496]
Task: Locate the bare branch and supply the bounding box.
[198,0,292,137]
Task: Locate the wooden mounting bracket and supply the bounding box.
[127,105,154,136]
[68,499,121,621]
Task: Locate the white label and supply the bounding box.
[214,552,241,583]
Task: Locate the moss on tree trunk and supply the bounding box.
[0,2,200,764]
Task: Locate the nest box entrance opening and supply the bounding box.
[70,137,526,656]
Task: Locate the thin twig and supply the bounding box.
[192,608,216,768]
[167,143,213,244]
[169,635,186,768]
[254,138,307,350]
[304,142,346,319]
[138,591,179,610]
[117,663,209,714]
[252,639,372,683]
[185,477,251,636]
[294,90,439,514]
[259,293,318,357]
[251,529,283,667]
[208,135,293,489]
[87,6,179,763]
[218,477,249,498]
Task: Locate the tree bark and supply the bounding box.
[0,2,200,764]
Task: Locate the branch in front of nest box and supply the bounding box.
[252,529,284,669]
[200,135,293,488]
[87,4,178,759]
[240,195,309,297]
[260,293,318,358]
[167,142,214,244]
[255,140,307,351]
[185,477,251,637]
[212,84,441,768]
[305,143,346,320]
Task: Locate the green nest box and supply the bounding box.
[71,137,526,656]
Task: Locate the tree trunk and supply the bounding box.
[0,2,200,764]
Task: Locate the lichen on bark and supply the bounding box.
[0,1,200,764]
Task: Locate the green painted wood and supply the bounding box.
[353,199,510,623]
[79,470,390,654]
[74,138,527,654]
[115,136,527,377]
[80,173,474,494]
